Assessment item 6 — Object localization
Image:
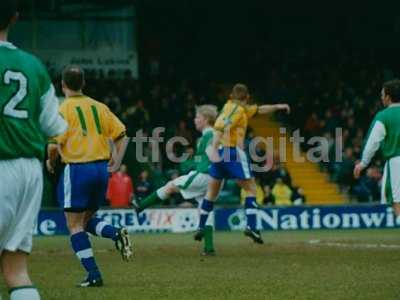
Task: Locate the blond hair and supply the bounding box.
[196,105,218,125]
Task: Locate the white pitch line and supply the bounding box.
[308,239,400,249]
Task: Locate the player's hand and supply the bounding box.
[108,157,117,173]
[46,159,55,174]
[207,148,221,163]
[279,104,291,114]
[353,162,364,179]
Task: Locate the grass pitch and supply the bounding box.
[1,230,400,300]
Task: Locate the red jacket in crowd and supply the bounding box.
[107,171,134,208]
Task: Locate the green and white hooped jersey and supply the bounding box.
[0,41,67,161]
[361,104,400,167]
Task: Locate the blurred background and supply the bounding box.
[10,0,400,209]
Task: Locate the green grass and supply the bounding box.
[1,230,400,300]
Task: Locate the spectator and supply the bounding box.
[352,167,381,202]
[123,99,150,133]
[272,177,293,206]
[103,91,122,116]
[264,161,292,187]
[291,187,306,205]
[240,180,265,206]
[333,147,355,191]
[175,120,194,145]
[107,165,134,208]
[263,185,275,206]
[135,170,153,201]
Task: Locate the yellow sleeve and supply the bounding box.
[52,103,69,144]
[245,104,258,119]
[104,107,126,141]
[214,105,244,132]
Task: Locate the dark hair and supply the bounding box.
[231,83,250,101]
[383,79,400,103]
[0,0,18,31]
[62,65,85,91]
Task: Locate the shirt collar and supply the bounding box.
[0,41,17,49]
[389,103,400,108]
[202,127,213,135]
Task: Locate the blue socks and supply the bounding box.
[199,199,214,230]
[85,217,119,241]
[70,232,101,280]
[245,197,258,231]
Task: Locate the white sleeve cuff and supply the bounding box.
[39,85,68,138]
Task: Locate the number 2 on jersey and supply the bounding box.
[2,70,28,119]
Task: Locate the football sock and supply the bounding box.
[245,196,258,231]
[204,225,215,253]
[85,217,119,241]
[198,199,214,230]
[138,190,165,211]
[70,232,101,280]
[9,286,40,300]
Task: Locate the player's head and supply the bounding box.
[195,105,218,131]
[231,83,250,103]
[62,65,85,95]
[382,79,400,106]
[0,0,19,33]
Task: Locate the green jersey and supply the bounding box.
[194,127,213,173]
[361,104,400,165]
[0,41,67,160]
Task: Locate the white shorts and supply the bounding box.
[173,171,210,202]
[381,157,400,204]
[0,158,43,254]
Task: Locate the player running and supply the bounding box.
[132,105,218,255]
[354,79,400,217]
[47,66,132,287]
[0,1,67,299]
[194,83,290,244]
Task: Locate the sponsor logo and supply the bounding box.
[226,207,400,230]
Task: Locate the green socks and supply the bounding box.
[203,225,215,253]
[138,191,163,211]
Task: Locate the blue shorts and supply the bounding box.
[209,147,253,180]
[57,161,109,212]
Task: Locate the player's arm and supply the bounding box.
[104,107,128,172]
[46,143,58,174]
[354,118,386,178]
[257,103,291,115]
[38,66,68,138]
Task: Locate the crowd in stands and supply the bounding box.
[46,45,392,207]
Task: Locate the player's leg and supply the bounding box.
[89,161,132,261]
[198,196,216,255]
[237,178,263,244]
[0,158,43,299]
[1,251,40,300]
[84,210,132,261]
[132,181,179,213]
[58,164,103,286]
[85,210,119,240]
[66,211,103,287]
[384,157,400,217]
[194,178,222,241]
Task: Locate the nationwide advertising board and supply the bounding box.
[35,205,400,236]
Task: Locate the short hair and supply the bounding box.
[62,65,85,91]
[196,105,218,125]
[0,0,18,31]
[231,83,250,101]
[383,79,400,103]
